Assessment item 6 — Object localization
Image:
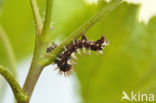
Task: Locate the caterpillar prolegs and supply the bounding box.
[47,34,108,75]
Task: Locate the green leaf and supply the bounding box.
[71,2,156,103]
[0,0,35,65]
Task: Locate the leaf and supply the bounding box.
[71,2,156,103]
[0,0,34,65]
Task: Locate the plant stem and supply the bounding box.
[0,25,18,103]
[0,26,17,77]
[0,65,28,102]
[22,39,46,101]
[39,0,53,43]
[30,0,43,35]
[40,0,122,66]
[22,0,53,101]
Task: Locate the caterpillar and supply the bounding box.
[47,33,108,75]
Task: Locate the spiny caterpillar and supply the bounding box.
[47,33,108,75]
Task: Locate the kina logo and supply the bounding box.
[121,91,154,102]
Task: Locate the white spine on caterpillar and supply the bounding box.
[64,46,67,51]
[73,40,75,44]
[67,59,73,65]
[103,40,109,46]
[56,58,61,61]
[71,53,78,60]
[68,59,77,65]
[88,49,91,55]
[83,47,86,54]
[98,50,103,54]
[77,49,81,55]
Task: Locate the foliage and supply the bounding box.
[75,2,156,103]
[0,0,156,103]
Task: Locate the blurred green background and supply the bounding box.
[0,0,156,103]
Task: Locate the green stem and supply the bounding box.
[0,25,18,103]
[39,0,53,43]
[22,0,53,101]
[0,65,28,102]
[40,0,122,66]
[30,0,43,35]
[22,39,47,102]
[0,26,17,77]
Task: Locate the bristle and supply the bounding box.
[61,50,65,54]
[56,58,61,61]
[73,40,75,44]
[88,49,91,55]
[98,50,103,54]
[83,47,86,54]
[54,67,59,70]
[58,71,63,75]
[77,49,81,55]
[71,60,77,65]
[67,59,72,65]
[90,42,94,45]
[64,46,67,51]
[96,43,99,46]
[66,71,72,76]
[71,53,78,59]
[104,40,109,46]
[64,73,67,77]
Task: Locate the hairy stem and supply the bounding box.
[0,65,28,102]
[30,0,43,35]
[39,0,53,43]
[40,0,122,66]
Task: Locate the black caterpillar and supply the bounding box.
[47,33,108,75]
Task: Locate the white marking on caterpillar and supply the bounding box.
[67,59,72,65]
[71,53,78,60]
[71,60,77,65]
[83,47,86,54]
[77,49,81,55]
[73,40,75,44]
[56,58,61,61]
[88,49,91,55]
[64,46,67,51]
[98,50,103,54]
[104,40,109,46]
